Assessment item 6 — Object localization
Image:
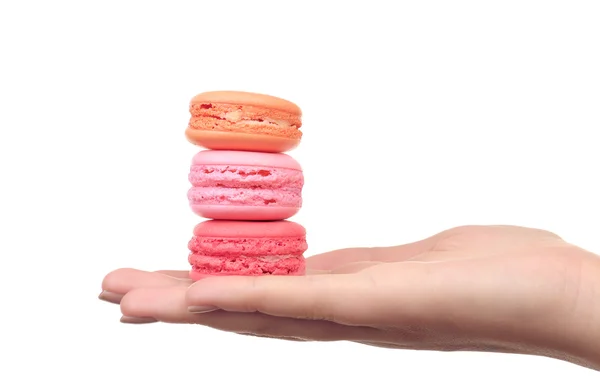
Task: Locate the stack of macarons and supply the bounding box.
[184,91,308,281]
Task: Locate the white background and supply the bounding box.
[1,0,599,386]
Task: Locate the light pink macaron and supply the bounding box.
[187,150,303,220]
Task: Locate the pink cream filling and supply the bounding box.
[187,187,301,207]
[189,165,303,189]
[188,164,303,207]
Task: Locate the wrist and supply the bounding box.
[554,252,600,370]
[570,255,600,369]
[511,249,600,370]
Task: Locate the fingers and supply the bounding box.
[238,333,307,341]
[186,273,382,325]
[98,291,123,304]
[305,237,437,271]
[120,286,191,323]
[194,311,379,342]
[330,261,381,274]
[101,268,192,300]
[305,248,377,270]
[154,270,191,279]
[120,286,381,342]
[186,261,451,327]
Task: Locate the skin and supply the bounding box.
[99,225,600,370]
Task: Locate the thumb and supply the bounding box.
[185,273,377,324]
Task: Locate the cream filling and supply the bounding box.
[222,111,292,127]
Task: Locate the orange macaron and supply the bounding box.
[185,91,302,153]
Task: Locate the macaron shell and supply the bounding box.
[185,130,300,153]
[190,204,299,220]
[193,220,306,238]
[191,150,302,170]
[191,91,301,115]
[189,263,306,281]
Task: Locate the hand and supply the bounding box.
[100,225,600,370]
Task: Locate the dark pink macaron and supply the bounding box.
[188,220,307,280]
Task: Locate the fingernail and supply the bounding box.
[188,306,218,313]
[120,316,157,324]
[98,291,123,304]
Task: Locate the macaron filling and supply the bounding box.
[188,164,303,208]
[188,102,302,138]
